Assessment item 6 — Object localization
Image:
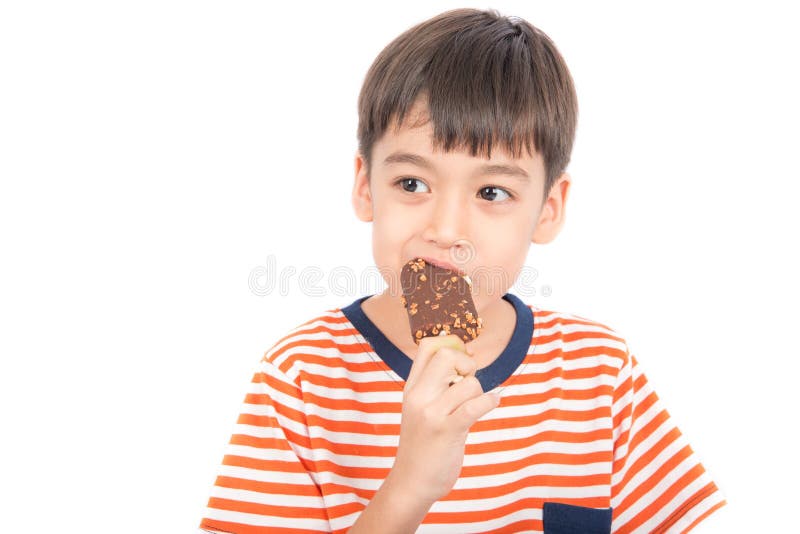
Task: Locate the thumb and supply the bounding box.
[451,392,501,432]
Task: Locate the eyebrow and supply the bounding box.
[383,151,531,182]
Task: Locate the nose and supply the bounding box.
[421,193,468,247]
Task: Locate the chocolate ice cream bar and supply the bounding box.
[400,257,483,345]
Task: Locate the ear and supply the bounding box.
[532,173,571,244]
[351,150,374,222]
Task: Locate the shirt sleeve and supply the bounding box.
[610,345,726,533]
[199,355,332,533]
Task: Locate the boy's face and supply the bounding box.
[352,99,570,313]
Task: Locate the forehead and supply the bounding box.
[375,98,545,177]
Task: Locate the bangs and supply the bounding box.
[358,8,577,192]
[388,30,542,158]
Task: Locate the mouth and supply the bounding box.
[417,256,467,277]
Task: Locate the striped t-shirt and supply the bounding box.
[199,293,725,533]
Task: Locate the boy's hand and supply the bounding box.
[386,334,501,505]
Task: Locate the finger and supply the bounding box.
[435,375,484,415]
[451,391,501,432]
[406,334,466,389]
[426,347,477,378]
[413,347,477,399]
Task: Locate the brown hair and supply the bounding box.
[357,8,578,198]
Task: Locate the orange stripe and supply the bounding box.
[302,405,610,436]
[269,314,349,345]
[301,373,403,392]
[611,407,670,479]
[303,391,402,413]
[207,496,331,520]
[270,345,387,376]
[616,442,692,521]
[472,363,620,385]
[300,426,611,459]
[612,363,633,405]
[299,385,612,414]
[497,384,614,406]
[482,518,539,533]
[631,387,659,422]
[463,450,611,477]
[214,475,322,497]
[229,433,292,451]
[682,496,725,533]
[424,495,609,524]
[200,518,324,534]
[309,456,611,486]
[532,342,626,363]
[317,473,614,508]
[222,455,309,474]
[625,464,703,532]
[644,473,714,533]
[251,370,303,400]
[613,428,683,514]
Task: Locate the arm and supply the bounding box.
[346,472,434,534]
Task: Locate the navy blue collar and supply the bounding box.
[341,293,533,392]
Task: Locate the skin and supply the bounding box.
[348,97,571,533]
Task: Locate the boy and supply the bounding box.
[199,8,724,533]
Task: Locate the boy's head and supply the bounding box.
[352,8,577,308]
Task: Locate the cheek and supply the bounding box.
[370,203,418,287]
[471,218,533,295]
[371,198,421,244]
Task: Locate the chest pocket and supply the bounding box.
[543,502,613,534]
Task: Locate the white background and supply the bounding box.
[1,1,797,532]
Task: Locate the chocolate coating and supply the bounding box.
[400,258,483,344]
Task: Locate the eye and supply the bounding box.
[395,177,430,194]
[478,186,513,202]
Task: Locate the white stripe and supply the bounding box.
[243,376,306,412]
[304,381,402,401]
[612,434,694,522]
[448,467,610,492]
[468,415,613,444]
[610,364,633,421]
[211,484,325,508]
[463,437,614,466]
[282,313,345,336]
[223,443,308,463]
[323,477,574,519]
[514,350,623,375]
[301,361,402,383]
[218,464,319,486]
[610,403,678,491]
[316,459,613,493]
[220,441,309,466]
[203,507,330,530]
[327,503,543,533]
[535,315,626,342]
[302,415,612,450]
[669,488,725,531]
[302,393,610,424]
[299,435,613,471]
[610,391,667,480]
[305,426,400,447]
[633,470,716,532]
[559,335,626,357]
[232,420,312,442]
